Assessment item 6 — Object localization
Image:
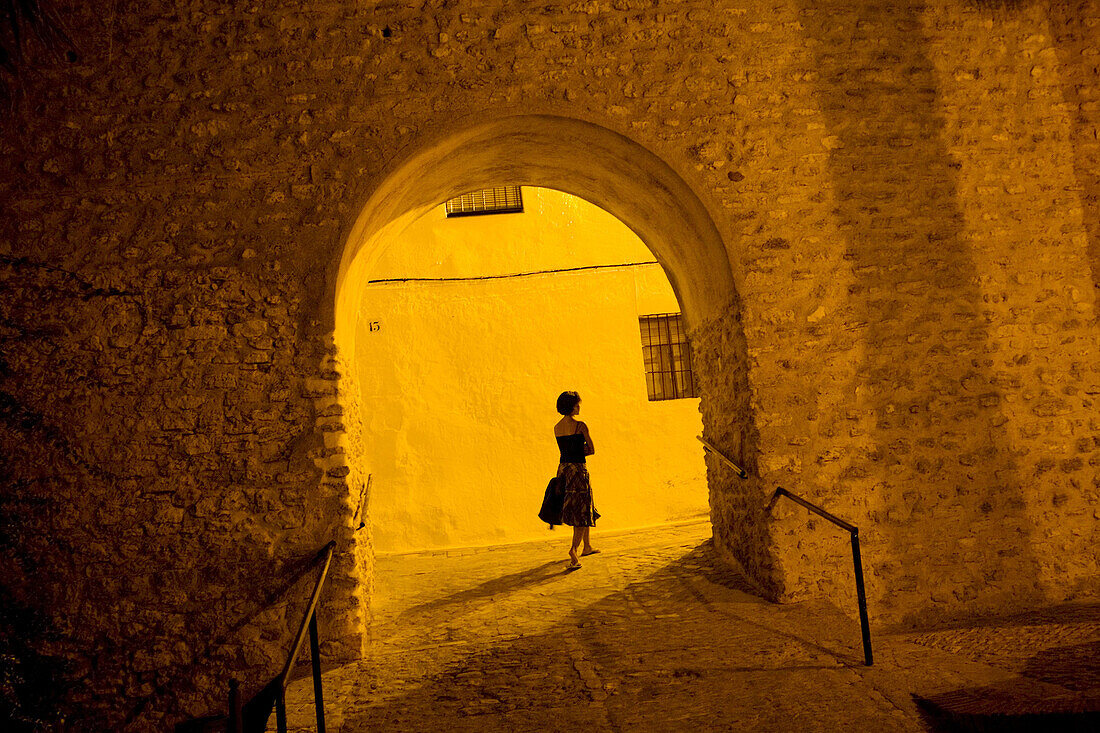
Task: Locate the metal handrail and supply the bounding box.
[769,488,873,666]
[280,541,335,687]
[696,435,748,479]
[271,540,335,733]
[690,438,872,665]
[178,542,336,733]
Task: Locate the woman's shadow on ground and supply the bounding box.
[399,560,567,618]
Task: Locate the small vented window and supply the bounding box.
[639,313,697,401]
[445,186,524,217]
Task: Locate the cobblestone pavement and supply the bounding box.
[278,521,1099,731]
[897,606,1100,693]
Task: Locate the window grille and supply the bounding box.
[638,313,697,401]
[445,186,524,217]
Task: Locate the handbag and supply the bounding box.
[538,476,564,528]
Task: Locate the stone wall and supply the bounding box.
[756,0,1100,625]
[2,0,1099,727]
[1049,2,1100,312]
[0,256,365,725]
[690,298,775,596]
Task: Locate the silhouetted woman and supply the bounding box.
[554,391,599,570]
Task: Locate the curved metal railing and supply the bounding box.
[768,488,872,666]
[697,436,872,666]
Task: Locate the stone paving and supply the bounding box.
[277,521,1099,731]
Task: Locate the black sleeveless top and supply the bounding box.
[556,424,586,464]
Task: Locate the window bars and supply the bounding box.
[638,313,697,401]
[445,186,524,217]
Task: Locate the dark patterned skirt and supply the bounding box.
[558,462,600,528]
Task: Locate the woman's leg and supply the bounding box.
[569,526,583,564]
[581,526,595,554]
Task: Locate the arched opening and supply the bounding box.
[330,115,767,647]
[355,186,711,553]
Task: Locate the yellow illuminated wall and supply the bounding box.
[355,188,708,553]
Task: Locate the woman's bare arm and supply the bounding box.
[580,422,595,455]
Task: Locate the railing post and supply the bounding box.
[850,530,873,666]
[276,688,288,733]
[228,678,242,733]
[309,612,326,733]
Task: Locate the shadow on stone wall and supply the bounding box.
[796,1,1041,623]
[1048,2,1100,313]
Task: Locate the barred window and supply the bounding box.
[445,186,524,217]
[639,313,697,401]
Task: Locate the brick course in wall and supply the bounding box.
[1,0,1098,728]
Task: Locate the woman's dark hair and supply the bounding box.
[556,391,581,416]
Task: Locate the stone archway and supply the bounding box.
[336,115,736,325]
[331,115,770,649]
